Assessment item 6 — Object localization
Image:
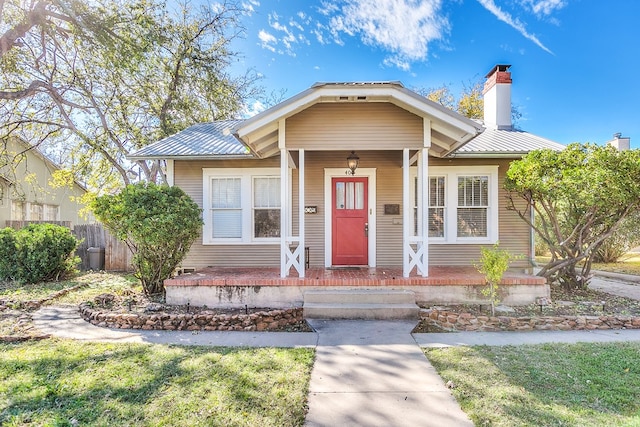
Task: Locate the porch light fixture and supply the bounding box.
[346,151,360,175]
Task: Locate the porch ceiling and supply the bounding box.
[233,82,484,159]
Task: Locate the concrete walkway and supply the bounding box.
[589,273,640,300]
[304,319,473,427]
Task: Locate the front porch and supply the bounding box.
[165,266,548,309]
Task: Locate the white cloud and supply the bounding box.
[477,0,553,54]
[318,1,340,16]
[521,0,567,17]
[258,30,277,52]
[383,55,411,71]
[326,0,449,69]
[244,100,267,118]
[312,28,327,44]
[241,0,260,15]
[260,13,306,56]
[290,19,304,32]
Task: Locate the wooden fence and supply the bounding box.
[73,224,134,272]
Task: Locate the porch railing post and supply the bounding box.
[298,149,305,278]
[280,148,288,278]
[403,148,410,277]
[420,147,429,277]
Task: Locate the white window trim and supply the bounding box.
[202,168,284,245]
[410,165,499,244]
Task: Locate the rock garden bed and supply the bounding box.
[413,284,640,332]
[80,292,312,332]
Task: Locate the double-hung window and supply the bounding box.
[211,177,242,238]
[203,168,281,244]
[253,177,281,238]
[457,176,489,238]
[429,176,446,238]
[411,166,498,243]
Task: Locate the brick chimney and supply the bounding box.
[607,132,630,151]
[483,64,512,130]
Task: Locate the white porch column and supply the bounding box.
[402,148,411,277]
[280,148,289,278]
[298,149,305,278]
[403,148,429,278]
[418,148,429,277]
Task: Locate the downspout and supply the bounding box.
[530,206,536,273]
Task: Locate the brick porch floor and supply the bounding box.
[165,266,546,287]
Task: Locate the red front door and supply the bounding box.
[332,177,368,265]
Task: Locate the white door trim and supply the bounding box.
[324,168,377,267]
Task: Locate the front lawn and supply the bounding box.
[427,343,640,426]
[536,253,640,277]
[591,253,640,276]
[0,340,314,426]
[0,272,141,305]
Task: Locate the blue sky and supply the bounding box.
[228,0,640,148]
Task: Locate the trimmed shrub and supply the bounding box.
[0,224,79,284]
[0,227,18,280]
[92,183,202,296]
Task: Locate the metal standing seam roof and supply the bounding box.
[127,120,251,160]
[455,126,565,156]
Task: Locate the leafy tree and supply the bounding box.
[504,143,640,290]
[0,0,262,190]
[92,182,202,296]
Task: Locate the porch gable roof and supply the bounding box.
[233,82,485,158]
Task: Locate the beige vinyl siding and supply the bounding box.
[175,155,531,269]
[175,158,281,268]
[286,103,424,150]
[427,158,531,268]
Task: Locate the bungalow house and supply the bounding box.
[0,137,88,229]
[129,65,564,313]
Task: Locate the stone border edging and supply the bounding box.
[423,309,640,332]
[78,304,305,332]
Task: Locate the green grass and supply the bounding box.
[0,272,141,305]
[536,254,640,277]
[0,340,314,426]
[591,253,640,276]
[426,343,640,427]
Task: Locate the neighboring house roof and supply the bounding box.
[455,127,566,158]
[128,120,250,160]
[2,137,87,192]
